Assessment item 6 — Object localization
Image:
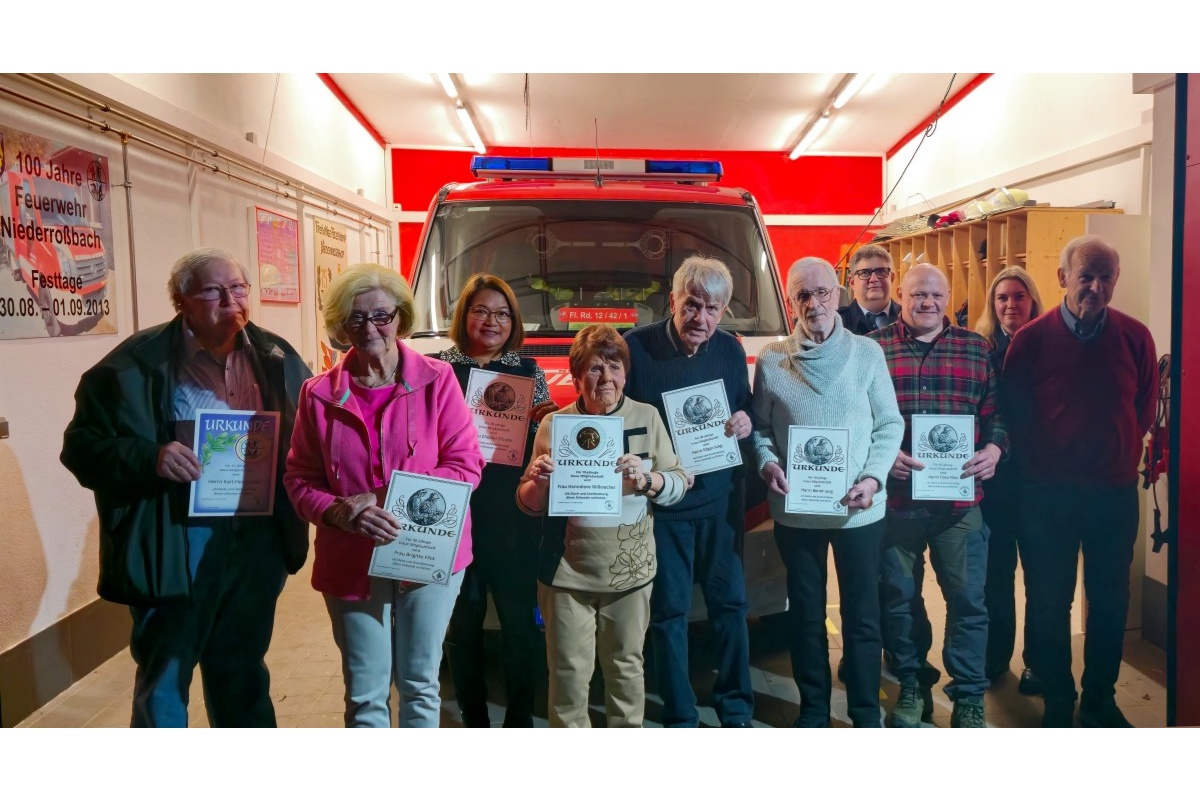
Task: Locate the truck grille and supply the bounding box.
[519,344,572,357]
[73,255,107,284]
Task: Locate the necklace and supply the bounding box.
[357,363,398,388]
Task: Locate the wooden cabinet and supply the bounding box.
[848,207,1126,330]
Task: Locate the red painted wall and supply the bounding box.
[391,147,883,281]
[1175,74,1200,726]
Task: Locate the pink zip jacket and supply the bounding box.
[284,341,485,600]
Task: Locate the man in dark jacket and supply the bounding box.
[61,247,311,727]
[623,255,755,727]
[839,245,901,335]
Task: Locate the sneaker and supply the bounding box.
[1018,668,1045,697]
[1078,699,1133,728]
[889,682,925,728]
[951,696,986,728]
[1042,695,1075,728]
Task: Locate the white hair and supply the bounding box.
[672,255,733,306]
[785,256,837,299]
[168,247,250,309]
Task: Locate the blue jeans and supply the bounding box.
[776,519,885,727]
[649,508,753,727]
[129,519,287,727]
[325,570,463,727]
[882,508,990,700]
[1018,482,1139,703]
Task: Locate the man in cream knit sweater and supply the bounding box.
[750,257,903,727]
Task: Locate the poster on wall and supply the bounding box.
[313,216,348,372]
[254,206,299,304]
[0,125,117,340]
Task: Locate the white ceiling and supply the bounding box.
[328,73,979,155]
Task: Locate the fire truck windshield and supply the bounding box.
[411,199,786,337]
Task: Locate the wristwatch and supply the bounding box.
[635,472,652,495]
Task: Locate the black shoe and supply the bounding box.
[1018,668,1045,697]
[917,660,942,687]
[1042,695,1075,728]
[1078,699,1133,728]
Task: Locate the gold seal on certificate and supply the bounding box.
[662,379,742,476]
[368,471,472,585]
[465,367,534,466]
[548,414,623,517]
[188,409,280,517]
[910,414,975,501]
[785,426,850,516]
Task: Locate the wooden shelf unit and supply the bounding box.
[848,206,1125,331]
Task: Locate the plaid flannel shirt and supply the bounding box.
[867,317,1008,516]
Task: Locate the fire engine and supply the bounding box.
[403,156,792,618]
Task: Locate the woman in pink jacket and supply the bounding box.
[285,264,485,728]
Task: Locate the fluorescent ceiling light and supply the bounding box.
[789,115,830,159]
[832,73,871,109]
[436,73,458,99]
[456,104,486,154]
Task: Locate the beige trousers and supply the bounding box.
[538,581,652,727]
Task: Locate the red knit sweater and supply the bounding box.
[1002,305,1157,487]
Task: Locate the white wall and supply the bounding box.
[0,73,390,654]
[886,74,1153,219]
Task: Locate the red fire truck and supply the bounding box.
[403,156,791,617]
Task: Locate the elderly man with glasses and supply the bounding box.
[840,245,901,335]
[61,247,312,727]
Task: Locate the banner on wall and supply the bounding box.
[255,206,300,304]
[313,216,348,372]
[0,125,116,340]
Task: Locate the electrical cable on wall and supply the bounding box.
[833,73,959,277]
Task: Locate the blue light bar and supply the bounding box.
[470,156,552,175]
[645,160,723,178]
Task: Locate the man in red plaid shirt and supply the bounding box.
[868,264,1008,728]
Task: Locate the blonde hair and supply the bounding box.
[976,266,1044,345]
[449,274,525,352]
[322,264,414,344]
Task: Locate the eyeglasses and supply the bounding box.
[793,287,835,304]
[344,308,400,330]
[191,283,251,301]
[467,306,513,324]
[853,267,892,280]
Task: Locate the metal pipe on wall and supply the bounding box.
[119,135,140,332]
[18,73,391,231]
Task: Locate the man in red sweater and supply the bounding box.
[1003,235,1157,727]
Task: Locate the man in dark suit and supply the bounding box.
[840,244,900,335]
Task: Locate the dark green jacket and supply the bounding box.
[60,316,312,606]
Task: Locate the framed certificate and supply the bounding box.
[785,426,850,516]
[548,414,623,517]
[188,410,280,517]
[464,367,535,466]
[910,414,975,501]
[662,379,742,476]
[368,471,472,585]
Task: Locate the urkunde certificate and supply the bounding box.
[465,367,535,466]
[662,379,742,475]
[911,414,975,501]
[368,471,471,585]
[785,426,850,516]
[548,413,623,517]
[188,409,280,516]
